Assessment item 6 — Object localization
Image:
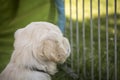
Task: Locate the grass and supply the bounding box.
[0,0,120,80]
[63,14,120,80]
[62,0,120,80]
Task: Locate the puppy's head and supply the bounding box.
[13,22,70,64]
[33,31,71,64]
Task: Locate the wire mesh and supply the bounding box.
[82,0,86,79]
[90,0,94,80]
[114,0,117,80]
[69,0,74,69]
[98,0,101,80]
[106,0,109,80]
[65,0,118,80]
[75,0,80,75]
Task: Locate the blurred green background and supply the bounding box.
[0,0,57,72]
[0,0,120,80]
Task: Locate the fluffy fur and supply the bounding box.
[0,22,71,80]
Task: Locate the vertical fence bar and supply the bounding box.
[82,0,86,79]
[90,0,94,80]
[106,0,109,80]
[98,0,101,80]
[76,0,80,75]
[114,0,117,80]
[69,0,73,69]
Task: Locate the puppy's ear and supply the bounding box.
[14,29,24,49]
[42,39,67,63]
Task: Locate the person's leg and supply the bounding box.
[55,0,65,33]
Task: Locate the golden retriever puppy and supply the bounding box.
[0,22,71,80]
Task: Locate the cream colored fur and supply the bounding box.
[0,22,71,80]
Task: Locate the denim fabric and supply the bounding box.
[55,0,65,33]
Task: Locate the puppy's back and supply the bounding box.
[0,63,51,80]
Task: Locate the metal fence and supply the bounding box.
[65,0,118,80]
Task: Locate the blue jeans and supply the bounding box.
[55,0,65,33]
